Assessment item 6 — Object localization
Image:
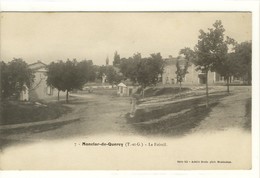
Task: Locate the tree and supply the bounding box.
[0,61,8,99]
[194,20,228,107]
[150,53,164,79]
[97,65,107,81]
[215,53,234,93]
[119,53,142,83]
[47,61,65,100]
[175,57,189,91]
[119,53,164,97]
[97,65,123,85]
[233,41,252,85]
[113,51,121,67]
[213,37,237,93]
[105,66,123,85]
[1,58,34,100]
[179,47,197,63]
[47,59,95,103]
[177,47,198,92]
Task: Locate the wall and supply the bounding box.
[162,63,225,85]
[30,71,66,101]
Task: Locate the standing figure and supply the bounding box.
[130,93,141,117]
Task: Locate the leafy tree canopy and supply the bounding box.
[119,52,164,89]
[97,65,123,85]
[46,59,95,102]
[1,58,34,99]
[113,51,121,67]
[194,20,228,72]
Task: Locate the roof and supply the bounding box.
[29,60,47,71]
[37,68,47,72]
[164,57,178,65]
[117,83,127,87]
[164,56,188,66]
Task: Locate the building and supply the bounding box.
[117,80,138,97]
[162,56,225,85]
[27,60,66,101]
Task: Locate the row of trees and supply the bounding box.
[1,20,251,106]
[47,59,95,102]
[0,52,164,102]
[95,51,165,96]
[179,20,252,107]
[47,52,164,101]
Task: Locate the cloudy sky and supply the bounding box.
[0,12,251,65]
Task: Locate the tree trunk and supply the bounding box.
[179,82,182,92]
[205,70,209,108]
[227,76,230,93]
[142,88,145,98]
[66,90,69,103]
[57,90,60,101]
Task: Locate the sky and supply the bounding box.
[0,12,251,65]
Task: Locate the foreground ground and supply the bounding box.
[0,86,252,169]
[0,86,251,147]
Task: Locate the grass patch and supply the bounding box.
[0,101,71,125]
[131,103,217,136]
[131,94,227,123]
[127,93,227,136]
[144,87,190,97]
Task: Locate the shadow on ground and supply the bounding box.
[126,93,229,138]
[127,103,216,138]
[0,120,79,151]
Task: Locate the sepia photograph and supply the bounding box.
[0,10,256,172]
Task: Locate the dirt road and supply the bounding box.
[191,86,251,133]
[1,86,251,149]
[1,93,136,148]
[0,86,252,170]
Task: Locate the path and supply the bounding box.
[191,86,251,133]
[0,86,252,170]
[1,86,251,149]
[0,93,135,148]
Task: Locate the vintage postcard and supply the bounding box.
[0,7,258,173]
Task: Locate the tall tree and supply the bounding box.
[176,48,196,92]
[47,61,65,100]
[119,53,142,83]
[233,41,252,85]
[215,53,234,93]
[113,51,121,67]
[214,37,237,93]
[150,53,164,79]
[194,20,228,107]
[175,57,189,91]
[1,58,34,100]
